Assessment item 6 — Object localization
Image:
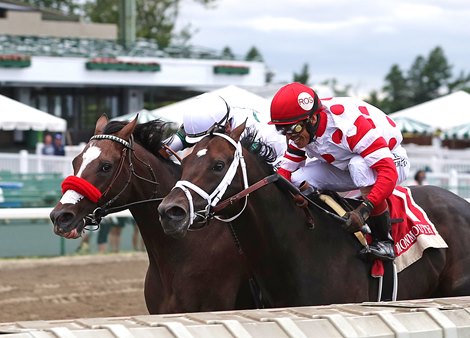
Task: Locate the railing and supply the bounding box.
[2,145,470,202]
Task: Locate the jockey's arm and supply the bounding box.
[276,142,307,181]
[367,157,398,210]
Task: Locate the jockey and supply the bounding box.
[269,82,410,261]
[164,92,286,160]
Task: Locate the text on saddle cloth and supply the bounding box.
[387,186,448,273]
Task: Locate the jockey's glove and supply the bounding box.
[343,199,374,233]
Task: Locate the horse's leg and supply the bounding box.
[144,263,164,314]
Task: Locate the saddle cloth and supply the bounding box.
[374,185,448,274]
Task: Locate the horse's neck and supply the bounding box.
[234,159,364,305]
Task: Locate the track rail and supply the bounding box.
[1,296,470,337]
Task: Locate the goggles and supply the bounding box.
[275,121,306,137]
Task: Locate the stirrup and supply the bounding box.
[366,241,395,261]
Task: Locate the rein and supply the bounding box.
[213,172,350,224]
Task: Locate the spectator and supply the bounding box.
[132,223,145,252]
[413,169,428,186]
[42,134,55,155]
[53,133,65,156]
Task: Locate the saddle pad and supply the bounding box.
[388,186,448,273]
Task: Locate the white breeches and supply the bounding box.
[291,146,410,191]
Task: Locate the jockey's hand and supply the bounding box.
[343,199,374,233]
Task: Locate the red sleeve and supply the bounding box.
[367,157,397,207]
[276,167,292,181]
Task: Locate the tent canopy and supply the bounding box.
[149,85,271,125]
[390,116,434,135]
[0,95,67,132]
[388,91,470,132]
[443,123,470,140]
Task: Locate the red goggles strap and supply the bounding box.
[61,176,102,203]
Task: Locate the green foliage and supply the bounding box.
[29,0,217,50]
[221,46,235,60]
[321,78,352,96]
[245,46,264,62]
[20,0,81,15]
[371,46,470,113]
[293,63,310,84]
[380,64,411,113]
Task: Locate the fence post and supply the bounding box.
[19,150,28,174]
[449,169,459,195]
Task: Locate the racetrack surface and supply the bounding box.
[0,253,149,323]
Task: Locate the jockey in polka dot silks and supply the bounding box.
[269,82,410,261]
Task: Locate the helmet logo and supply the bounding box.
[297,92,314,111]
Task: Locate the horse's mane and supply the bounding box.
[239,126,277,173]
[103,119,176,159]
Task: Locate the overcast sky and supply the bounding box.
[176,0,469,96]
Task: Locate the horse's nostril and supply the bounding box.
[167,206,187,221]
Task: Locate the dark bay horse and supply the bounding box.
[49,115,254,313]
[158,122,470,308]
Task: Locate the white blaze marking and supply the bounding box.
[196,149,208,157]
[60,190,84,205]
[77,145,101,177]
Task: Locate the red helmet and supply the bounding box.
[269,82,321,125]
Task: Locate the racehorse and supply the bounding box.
[49,115,255,314]
[158,122,470,308]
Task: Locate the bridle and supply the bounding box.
[173,132,249,226]
[63,133,163,228]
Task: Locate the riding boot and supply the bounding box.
[360,210,395,261]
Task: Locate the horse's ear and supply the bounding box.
[117,114,138,140]
[230,119,246,142]
[95,114,109,135]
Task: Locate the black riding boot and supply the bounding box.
[361,210,395,261]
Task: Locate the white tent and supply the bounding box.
[111,109,177,126]
[388,91,470,132]
[0,94,66,132]
[149,85,271,125]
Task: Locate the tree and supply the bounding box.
[245,46,263,62]
[20,0,81,15]
[407,47,452,105]
[293,63,310,84]
[220,46,235,60]
[321,78,351,96]
[448,70,470,93]
[82,0,218,49]
[366,90,382,109]
[381,64,410,114]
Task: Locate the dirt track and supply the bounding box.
[0,253,149,323]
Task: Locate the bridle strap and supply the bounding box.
[173,132,249,225]
[213,174,279,213]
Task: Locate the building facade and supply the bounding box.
[0,1,266,147]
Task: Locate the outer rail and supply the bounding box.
[1,296,470,337]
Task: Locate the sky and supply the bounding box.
[176,0,470,96]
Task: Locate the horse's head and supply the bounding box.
[158,122,251,238]
[50,114,139,238]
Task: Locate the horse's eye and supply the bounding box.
[212,161,225,172]
[101,163,112,172]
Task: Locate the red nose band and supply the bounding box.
[61,175,102,203]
